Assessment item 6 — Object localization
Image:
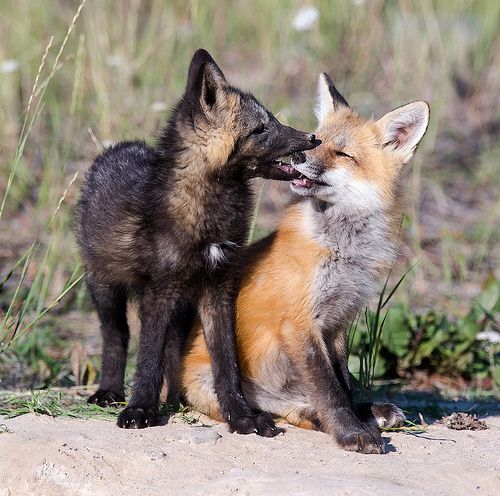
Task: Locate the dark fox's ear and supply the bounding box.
[185,49,227,115]
[376,101,430,164]
[315,73,349,124]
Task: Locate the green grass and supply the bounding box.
[0,0,499,392]
[0,389,211,427]
[0,389,121,421]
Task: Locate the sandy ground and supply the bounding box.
[0,413,499,496]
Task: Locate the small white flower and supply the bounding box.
[292,6,319,32]
[476,330,500,344]
[151,101,167,112]
[1,59,19,73]
[352,0,367,6]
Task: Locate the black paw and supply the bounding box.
[88,390,124,407]
[117,406,158,429]
[228,412,284,437]
[338,425,386,454]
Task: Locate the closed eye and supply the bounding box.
[336,150,353,159]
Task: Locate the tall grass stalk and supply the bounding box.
[0,1,87,355]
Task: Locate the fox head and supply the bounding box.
[166,49,319,179]
[291,73,429,213]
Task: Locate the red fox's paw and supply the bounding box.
[88,389,124,408]
[117,406,158,429]
[354,402,406,429]
[337,426,386,454]
[370,403,406,429]
[228,412,284,437]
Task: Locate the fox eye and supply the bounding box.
[336,150,353,159]
[251,123,267,135]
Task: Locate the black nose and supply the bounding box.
[292,151,306,164]
[307,133,316,143]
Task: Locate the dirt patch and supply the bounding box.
[0,413,498,496]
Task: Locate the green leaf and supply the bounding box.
[409,328,449,367]
[476,273,500,313]
[458,312,481,341]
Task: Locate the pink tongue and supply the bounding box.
[292,177,314,188]
[277,163,294,174]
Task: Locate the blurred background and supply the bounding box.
[0,1,498,402]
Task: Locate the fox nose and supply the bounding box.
[307,133,316,143]
[292,151,306,164]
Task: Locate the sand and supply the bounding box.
[0,413,498,496]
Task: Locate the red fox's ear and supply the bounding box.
[376,101,430,164]
[185,49,228,116]
[315,73,349,125]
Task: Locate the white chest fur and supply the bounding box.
[299,200,395,331]
[205,240,239,269]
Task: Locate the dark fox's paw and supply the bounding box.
[228,412,284,437]
[88,389,125,407]
[355,402,406,429]
[117,406,158,429]
[337,425,386,454]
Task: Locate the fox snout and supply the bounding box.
[279,126,319,154]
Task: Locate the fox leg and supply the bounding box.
[87,275,129,407]
[117,283,187,429]
[198,282,281,438]
[328,332,353,403]
[292,333,385,454]
[163,303,196,404]
[328,333,405,429]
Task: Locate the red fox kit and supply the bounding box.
[181,73,429,453]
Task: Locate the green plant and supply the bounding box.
[350,273,500,388]
[349,264,415,391]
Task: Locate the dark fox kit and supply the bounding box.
[76,49,318,435]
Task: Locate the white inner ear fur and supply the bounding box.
[377,101,429,164]
[314,73,334,125]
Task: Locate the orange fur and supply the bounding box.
[182,203,329,420]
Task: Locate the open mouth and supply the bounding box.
[291,173,328,189]
[272,157,299,176]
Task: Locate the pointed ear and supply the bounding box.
[376,101,430,164]
[315,72,349,124]
[185,49,227,114]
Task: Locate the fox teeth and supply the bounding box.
[292,176,314,189]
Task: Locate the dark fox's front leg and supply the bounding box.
[199,282,281,437]
[294,333,385,454]
[117,283,187,429]
[329,333,405,430]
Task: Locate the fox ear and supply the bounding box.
[315,73,349,124]
[376,101,430,164]
[185,49,227,114]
